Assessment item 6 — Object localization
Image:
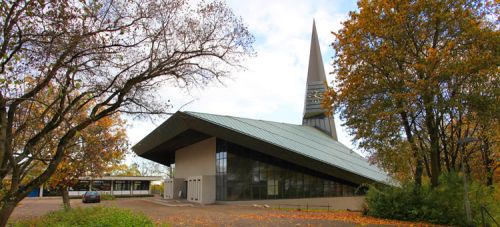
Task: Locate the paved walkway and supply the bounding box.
[148,198,196,207]
[10,197,420,226]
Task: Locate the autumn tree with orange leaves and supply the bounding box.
[0,0,254,225]
[325,0,499,187]
[48,114,128,209]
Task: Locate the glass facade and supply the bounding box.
[133,181,150,190]
[92,180,111,191]
[113,180,131,191]
[216,139,363,201]
[68,180,147,191]
[70,180,90,191]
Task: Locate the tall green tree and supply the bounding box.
[325,0,499,187]
[0,0,254,225]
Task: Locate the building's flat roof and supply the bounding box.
[78,176,162,181]
[133,111,393,185]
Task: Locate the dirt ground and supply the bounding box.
[9,197,424,226]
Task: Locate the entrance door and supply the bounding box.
[180,181,187,199]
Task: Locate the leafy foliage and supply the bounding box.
[325,0,500,186]
[12,206,153,227]
[113,157,169,177]
[0,0,254,224]
[111,163,142,176]
[100,194,116,201]
[365,173,499,225]
[47,113,128,208]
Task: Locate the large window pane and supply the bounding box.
[92,180,111,191]
[71,180,90,191]
[133,181,149,190]
[216,139,361,201]
[114,180,130,191]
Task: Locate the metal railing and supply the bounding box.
[276,203,337,212]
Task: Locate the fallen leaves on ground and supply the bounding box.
[237,210,447,226]
[154,215,224,227]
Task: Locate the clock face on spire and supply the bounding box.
[307,90,322,103]
[302,21,338,141]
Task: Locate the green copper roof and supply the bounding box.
[184,111,391,184]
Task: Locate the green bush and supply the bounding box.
[100,194,116,200]
[365,172,499,226]
[13,206,154,227]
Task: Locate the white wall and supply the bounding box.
[132,190,149,195]
[164,179,174,199]
[172,137,216,204]
[175,137,216,178]
[186,175,216,204]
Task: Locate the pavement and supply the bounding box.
[10,197,402,226]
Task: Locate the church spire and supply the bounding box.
[302,20,338,141]
[307,20,327,83]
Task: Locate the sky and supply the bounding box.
[126,0,361,162]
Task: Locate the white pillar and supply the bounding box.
[163,180,167,199]
[39,185,43,197]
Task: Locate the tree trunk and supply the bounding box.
[423,95,440,187]
[0,200,18,227]
[487,165,496,186]
[61,187,71,210]
[428,134,440,187]
[414,156,423,186]
[0,101,7,175]
[480,140,494,186]
[400,111,423,186]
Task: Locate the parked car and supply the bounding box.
[82,191,101,203]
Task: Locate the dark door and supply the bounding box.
[180,181,187,199]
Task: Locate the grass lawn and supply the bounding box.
[12,206,161,227]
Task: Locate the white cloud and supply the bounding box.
[126,0,360,156]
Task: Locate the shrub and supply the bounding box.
[13,206,153,227]
[100,194,116,200]
[365,172,499,226]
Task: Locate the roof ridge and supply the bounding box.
[184,111,302,126]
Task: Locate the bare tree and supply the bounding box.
[133,157,169,177]
[0,0,254,225]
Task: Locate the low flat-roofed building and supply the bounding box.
[28,176,162,198]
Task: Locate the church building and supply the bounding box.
[133,22,390,207]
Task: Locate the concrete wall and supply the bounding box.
[164,179,174,199]
[171,137,216,204]
[165,178,185,199]
[201,175,216,204]
[218,196,366,211]
[175,137,216,178]
[186,175,215,204]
